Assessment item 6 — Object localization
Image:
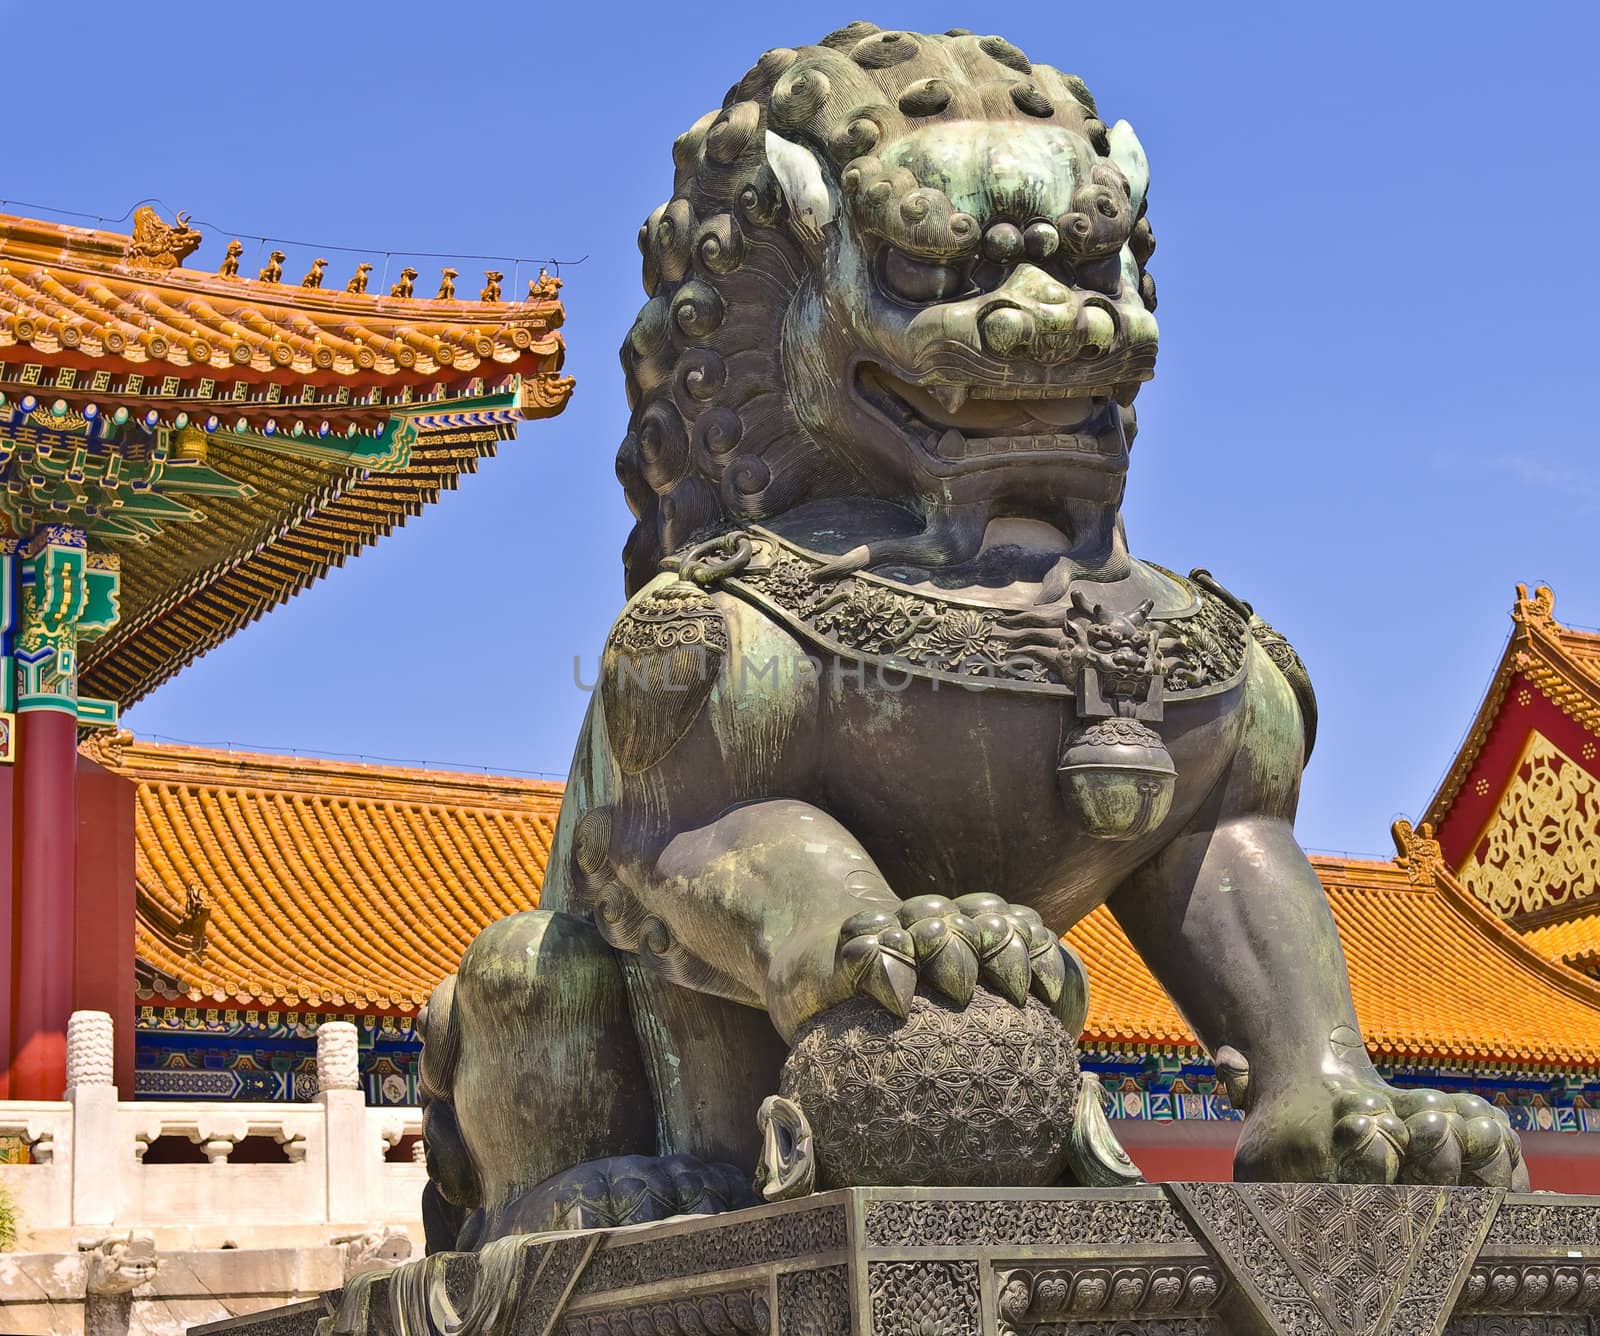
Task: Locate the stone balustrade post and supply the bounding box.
[66,1010,119,1226]
[316,1021,371,1224]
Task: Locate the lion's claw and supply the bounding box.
[837,893,1089,1032]
[1250,1078,1529,1189]
[837,911,916,1017]
[973,912,1031,1005]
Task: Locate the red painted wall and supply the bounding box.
[1113,1120,1600,1192]
[75,754,136,1095]
[1115,1119,1239,1182]
[1436,673,1600,870]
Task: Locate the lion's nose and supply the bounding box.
[979,296,1122,363]
[980,306,1036,357]
[979,298,1083,362]
[977,263,1093,362]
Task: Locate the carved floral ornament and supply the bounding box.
[1459,731,1600,919]
[669,526,1252,700]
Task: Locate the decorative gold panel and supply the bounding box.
[1461,731,1600,918]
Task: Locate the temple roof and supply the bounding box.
[1070,821,1600,1073]
[90,736,560,1010]
[0,210,568,430]
[97,737,1600,1073]
[1,207,575,709]
[1420,585,1600,967]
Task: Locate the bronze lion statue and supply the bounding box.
[419,20,1525,1252]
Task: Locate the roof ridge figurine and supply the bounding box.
[527,267,562,301]
[123,206,203,271]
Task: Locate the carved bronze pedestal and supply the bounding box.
[198,1186,1600,1336]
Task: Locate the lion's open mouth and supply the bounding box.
[855,364,1127,469]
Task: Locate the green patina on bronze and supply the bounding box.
[418,21,1528,1254]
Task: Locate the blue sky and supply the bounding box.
[7,2,1594,856]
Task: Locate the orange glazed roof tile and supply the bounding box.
[1069,828,1600,1072]
[1521,915,1600,976]
[94,737,557,1010]
[0,210,567,435]
[2,206,575,710]
[100,737,1600,1072]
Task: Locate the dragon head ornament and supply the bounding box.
[617,21,1159,591]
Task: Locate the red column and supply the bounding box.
[7,707,79,1099]
[0,757,14,1101]
[74,754,136,1094]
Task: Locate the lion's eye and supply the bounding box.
[880,248,969,304]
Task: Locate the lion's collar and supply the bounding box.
[666,525,1250,701]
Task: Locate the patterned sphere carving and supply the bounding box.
[780,989,1081,1189]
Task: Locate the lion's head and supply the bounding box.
[617,21,1159,592]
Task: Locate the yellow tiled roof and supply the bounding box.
[1522,914,1600,976]
[1070,847,1600,1070]
[0,210,566,429]
[2,207,575,709]
[100,739,1600,1071]
[96,738,558,1009]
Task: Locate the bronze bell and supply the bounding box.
[1055,593,1175,840]
[1057,717,1175,841]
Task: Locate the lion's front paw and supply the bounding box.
[1331,1084,1528,1188]
[837,893,1086,1028]
[1239,1078,1529,1189]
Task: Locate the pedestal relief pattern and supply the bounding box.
[561,1289,768,1335]
[1486,1201,1600,1249]
[869,1261,980,1336]
[573,1202,847,1295]
[1171,1182,1500,1336]
[1454,1263,1600,1317]
[206,1187,1600,1336]
[864,1193,1193,1249]
[777,1266,851,1335]
[994,1264,1223,1335]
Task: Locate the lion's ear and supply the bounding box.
[1106,120,1149,212]
[765,131,837,239]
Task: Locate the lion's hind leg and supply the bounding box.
[421,909,658,1247]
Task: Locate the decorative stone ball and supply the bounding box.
[779,988,1081,1189]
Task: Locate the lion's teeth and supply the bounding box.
[938,428,966,459]
[930,384,968,414]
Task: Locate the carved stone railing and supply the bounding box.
[0,1011,424,1246]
